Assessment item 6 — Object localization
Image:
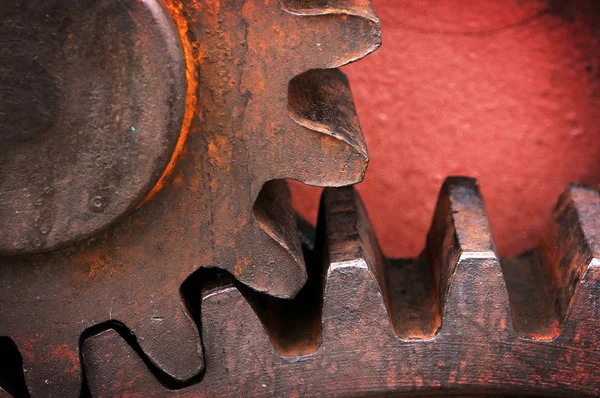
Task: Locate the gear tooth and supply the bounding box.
[501,184,600,341]
[200,279,277,395]
[289,69,368,163]
[427,177,511,339]
[280,0,381,70]
[236,240,324,357]
[14,334,82,397]
[319,186,382,270]
[204,242,322,359]
[277,69,368,187]
[540,184,600,341]
[234,180,307,298]
[86,269,323,396]
[318,186,395,344]
[118,295,203,383]
[83,329,163,397]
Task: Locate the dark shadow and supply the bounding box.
[0,337,29,398]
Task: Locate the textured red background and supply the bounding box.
[290,0,600,258]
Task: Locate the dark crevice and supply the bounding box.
[236,216,323,357]
[297,214,316,252]
[0,337,29,398]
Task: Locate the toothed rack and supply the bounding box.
[82,177,600,397]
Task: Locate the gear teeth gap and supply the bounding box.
[0,337,28,398]
[235,229,324,357]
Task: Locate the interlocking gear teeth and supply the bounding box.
[0,243,203,397]
[162,0,380,297]
[0,0,380,394]
[83,177,600,397]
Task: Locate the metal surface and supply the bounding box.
[0,0,186,254]
[0,0,381,396]
[2,0,599,397]
[83,177,600,397]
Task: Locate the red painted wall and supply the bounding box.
[290,0,600,258]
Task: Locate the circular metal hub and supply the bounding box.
[0,0,186,254]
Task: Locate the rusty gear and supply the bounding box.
[2,0,599,397]
[0,0,380,395]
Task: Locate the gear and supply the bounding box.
[4,0,598,396]
[82,177,600,397]
[0,0,380,395]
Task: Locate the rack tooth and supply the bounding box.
[548,185,600,342]
[428,177,509,341]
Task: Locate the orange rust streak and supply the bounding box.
[139,0,198,206]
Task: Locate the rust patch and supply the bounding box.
[51,345,79,378]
